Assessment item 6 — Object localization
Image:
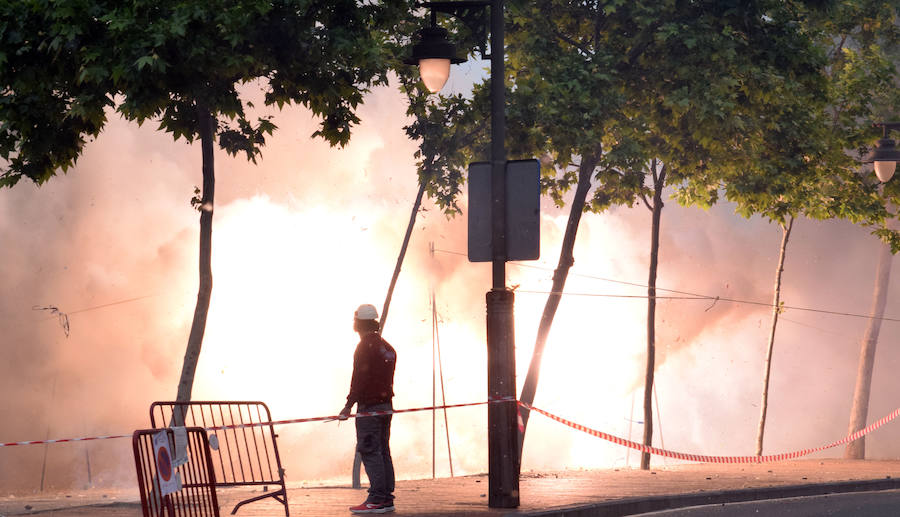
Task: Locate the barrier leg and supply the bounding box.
[231,486,289,516]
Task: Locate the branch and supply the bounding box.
[639,191,652,211]
[828,34,848,63]
[553,27,591,56]
[453,124,486,151]
[593,9,607,50]
[616,20,663,71]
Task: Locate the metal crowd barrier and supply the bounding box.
[133,427,220,517]
[150,401,289,516]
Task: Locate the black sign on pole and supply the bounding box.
[468,159,540,262]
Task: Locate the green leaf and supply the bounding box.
[134,55,154,71]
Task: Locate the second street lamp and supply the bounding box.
[864,122,900,183]
[405,0,520,508]
[846,121,900,460]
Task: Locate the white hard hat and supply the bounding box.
[354,304,379,321]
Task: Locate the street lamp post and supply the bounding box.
[405,0,520,508]
[846,121,900,459]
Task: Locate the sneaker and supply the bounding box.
[349,501,395,514]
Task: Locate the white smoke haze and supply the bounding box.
[2,80,900,495]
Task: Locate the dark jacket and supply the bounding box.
[346,332,396,407]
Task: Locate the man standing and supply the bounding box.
[339,304,397,514]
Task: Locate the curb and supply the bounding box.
[512,477,900,516]
[2,501,142,516]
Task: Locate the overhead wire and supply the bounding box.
[65,294,159,316]
[515,290,709,301]
[27,294,160,337]
[778,316,861,339]
[32,294,159,321]
[431,247,900,324]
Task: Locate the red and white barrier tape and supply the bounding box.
[3,397,897,465]
[0,398,512,447]
[0,433,133,447]
[521,402,900,464]
[202,398,511,432]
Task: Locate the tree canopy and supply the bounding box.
[400,0,900,468]
[406,0,899,230]
[689,0,900,237]
[0,0,410,188]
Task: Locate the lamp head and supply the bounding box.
[865,137,900,183]
[404,26,466,93]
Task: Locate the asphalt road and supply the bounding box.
[637,489,900,516]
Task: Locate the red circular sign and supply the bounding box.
[157,447,173,481]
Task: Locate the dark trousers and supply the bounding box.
[356,402,394,504]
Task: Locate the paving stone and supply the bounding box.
[3,459,899,516]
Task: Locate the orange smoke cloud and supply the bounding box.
[2,79,900,496]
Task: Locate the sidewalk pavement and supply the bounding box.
[2,459,900,517]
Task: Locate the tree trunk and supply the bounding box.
[755,216,794,456]
[845,231,893,459]
[175,108,216,406]
[517,153,599,464]
[641,162,666,470]
[380,180,427,334]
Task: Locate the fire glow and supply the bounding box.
[2,82,900,494]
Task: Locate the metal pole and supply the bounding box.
[436,314,455,477]
[432,290,437,479]
[486,0,519,507]
[489,3,506,288]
